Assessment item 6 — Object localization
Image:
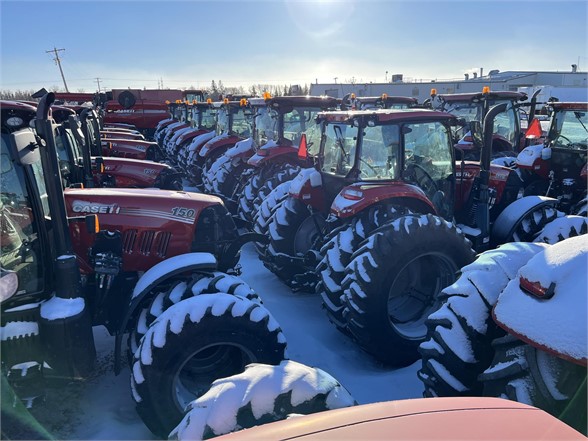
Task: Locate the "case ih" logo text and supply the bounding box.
[72,201,120,214]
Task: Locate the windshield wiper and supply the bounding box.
[574,112,588,134]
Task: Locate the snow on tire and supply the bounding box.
[252,180,292,254]
[239,163,301,224]
[480,334,587,434]
[341,214,476,366]
[170,360,356,440]
[131,294,287,438]
[265,196,326,288]
[127,272,260,362]
[317,205,410,331]
[417,242,548,397]
[533,215,588,244]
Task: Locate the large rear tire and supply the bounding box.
[480,335,587,435]
[265,196,326,288]
[169,360,356,440]
[131,294,287,438]
[317,205,410,331]
[417,242,548,397]
[252,180,291,254]
[239,163,301,224]
[342,214,475,366]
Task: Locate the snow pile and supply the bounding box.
[169,360,357,440]
[40,296,85,320]
[493,235,588,364]
[288,167,321,195]
[516,144,545,167]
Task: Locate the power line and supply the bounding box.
[45,47,70,92]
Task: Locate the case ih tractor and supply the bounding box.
[166,100,217,174]
[4,101,183,191]
[231,95,342,224]
[417,221,587,435]
[0,93,285,438]
[515,101,587,215]
[231,95,418,226]
[427,88,530,160]
[261,103,563,365]
[184,98,254,189]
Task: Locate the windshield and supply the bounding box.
[444,99,518,143]
[321,122,359,177]
[404,121,454,182]
[198,107,216,130]
[1,133,45,295]
[254,107,278,148]
[54,128,75,187]
[551,109,588,150]
[358,124,401,180]
[216,108,229,135]
[283,108,321,153]
[231,108,252,138]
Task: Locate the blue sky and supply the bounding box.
[1,0,587,92]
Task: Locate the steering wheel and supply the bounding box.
[359,158,380,177]
[555,134,572,145]
[405,162,438,194]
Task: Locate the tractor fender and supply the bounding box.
[288,168,326,211]
[114,252,218,374]
[330,183,436,219]
[492,196,559,244]
[247,145,298,167]
[225,137,255,159]
[198,134,233,158]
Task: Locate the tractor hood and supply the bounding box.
[97,157,174,188]
[65,188,223,272]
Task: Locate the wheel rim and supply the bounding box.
[173,343,255,411]
[387,253,457,340]
[293,213,326,255]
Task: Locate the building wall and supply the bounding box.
[309,71,587,103]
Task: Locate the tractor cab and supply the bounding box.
[342,93,418,110]
[516,102,588,214]
[316,109,456,219]
[429,88,527,160]
[249,95,340,164]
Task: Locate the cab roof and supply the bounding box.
[437,91,527,102]
[550,102,588,110]
[266,95,340,110]
[317,108,456,124]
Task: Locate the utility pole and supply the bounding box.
[46,47,70,92]
[95,77,102,92]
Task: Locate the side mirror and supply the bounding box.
[0,268,19,303]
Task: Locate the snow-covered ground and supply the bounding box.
[27,243,423,440]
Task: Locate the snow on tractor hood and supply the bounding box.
[492,234,588,365]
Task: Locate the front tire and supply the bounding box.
[480,335,587,435]
[342,214,475,366]
[131,294,287,438]
[170,360,356,440]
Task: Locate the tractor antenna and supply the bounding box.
[46,47,70,92]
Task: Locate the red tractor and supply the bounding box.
[183,98,254,188]
[427,88,530,160]
[235,95,419,226]
[515,101,587,215]
[166,100,218,174]
[0,93,283,438]
[3,101,183,190]
[261,103,562,365]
